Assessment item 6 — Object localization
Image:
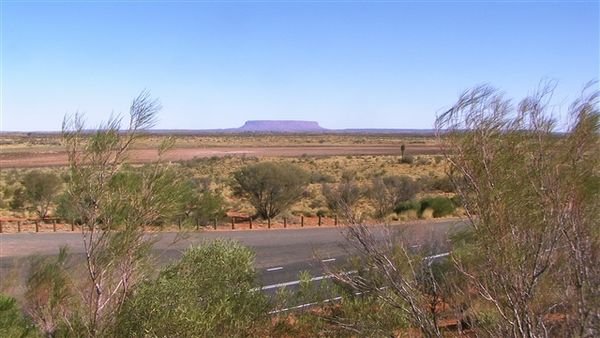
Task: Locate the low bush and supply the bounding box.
[418,197,456,218]
[115,240,268,337]
[428,176,455,193]
[0,294,38,338]
[399,155,414,164]
[394,200,421,214]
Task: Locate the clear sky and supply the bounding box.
[1,0,598,131]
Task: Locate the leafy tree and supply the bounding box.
[370,175,420,219]
[178,178,226,225]
[436,82,599,336]
[322,181,363,214]
[233,162,309,219]
[330,82,599,337]
[9,187,26,212]
[60,91,184,337]
[21,170,62,219]
[115,240,268,337]
[194,191,226,224]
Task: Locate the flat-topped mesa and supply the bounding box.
[238,120,327,133]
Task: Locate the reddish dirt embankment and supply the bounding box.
[0,144,442,168]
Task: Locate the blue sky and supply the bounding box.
[1,1,598,131]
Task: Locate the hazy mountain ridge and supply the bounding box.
[0,120,437,135]
[238,120,326,132]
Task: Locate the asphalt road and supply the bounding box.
[0,219,464,293]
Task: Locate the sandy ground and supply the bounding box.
[0,144,442,168]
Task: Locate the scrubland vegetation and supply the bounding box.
[1,83,598,337]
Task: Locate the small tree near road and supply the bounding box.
[370,175,420,219]
[233,162,309,219]
[21,170,62,219]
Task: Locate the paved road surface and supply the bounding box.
[1,220,464,292]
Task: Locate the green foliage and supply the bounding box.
[21,170,62,218]
[370,175,420,218]
[233,162,309,219]
[394,199,421,214]
[55,193,80,223]
[0,294,39,338]
[9,187,26,212]
[194,190,227,224]
[322,181,363,214]
[115,240,268,337]
[24,247,75,337]
[436,83,600,335]
[418,197,456,218]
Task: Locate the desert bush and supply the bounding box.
[60,91,186,336]
[115,240,268,337]
[21,170,62,218]
[24,247,75,337]
[194,191,227,225]
[233,162,309,219]
[0,294,38,338]
[426,176,455,193]
[322,181,363,214]
[370,175,420,218]
[418,197,456,218]
[394,200,421,214]
[436,82,600,336]
[309,171,335,184]
[9,187,26,212]
[399,154,414,164]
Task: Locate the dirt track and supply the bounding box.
[0,144,442,168]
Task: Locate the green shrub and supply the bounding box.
[115,240,268,337]
[418,197,456,218]
[0,294,38,338]
[371,175,421,218]
[21,170,62,218]
[233,162,309,219]
[394,200,421,214]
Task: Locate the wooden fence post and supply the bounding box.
[335,215,338,226]
[301,216,304,227]
[53,219,57,232]
[318,215,322,227]
[196,218,200,231]
[178,217,182,230]
[35,220,39,233]
[0,221,3,233]
[231,217,235,230]
[249,218,252,229]
[213,218,217,230]
[268,218,271,229]
[283,217,287,228]
[71,219,75,232]
[17,221,21,233]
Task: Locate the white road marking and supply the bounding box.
[258,270,357,291]
[259,252,450,293]
[266,266,283,272]
[321,258,336,263]
[424,252,450,260]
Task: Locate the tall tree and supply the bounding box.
[436,82,599,337]
[61,91,185,336]
[233,162,309,219]
[21,170,61,218]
